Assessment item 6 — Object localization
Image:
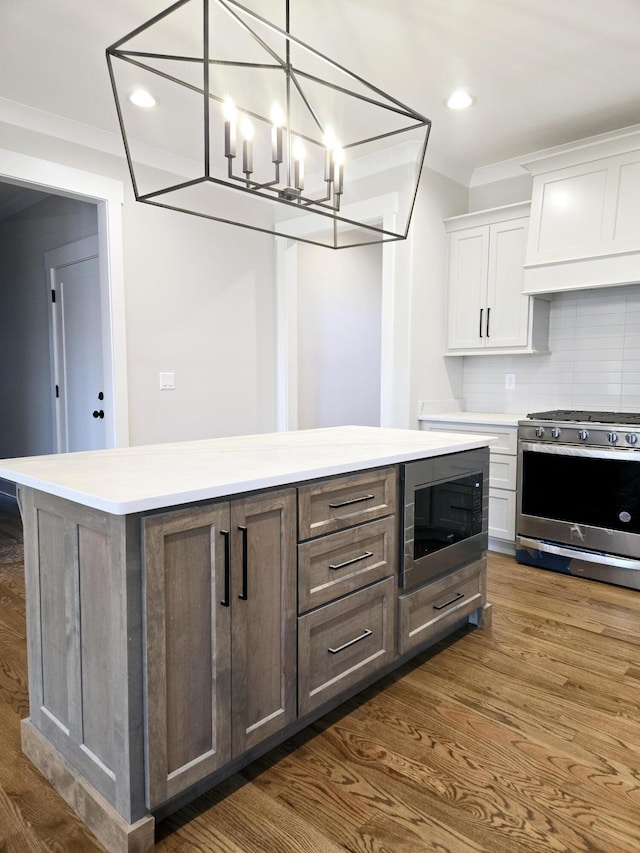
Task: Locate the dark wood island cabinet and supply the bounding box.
[0,426,493,852]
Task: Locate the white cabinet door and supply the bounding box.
[446,225,488,350]
[444,202,547,355]
[488,489,516,542]
[486,218,529,349]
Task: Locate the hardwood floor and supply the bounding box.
[1,508,639,852]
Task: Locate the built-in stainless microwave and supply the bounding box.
[400,448,489,591]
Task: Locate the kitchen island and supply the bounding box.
[0,425,493,853]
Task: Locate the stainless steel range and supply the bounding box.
[516,409,640,591]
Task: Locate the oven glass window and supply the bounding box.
[414,473,483,560]
[522,451,640,533]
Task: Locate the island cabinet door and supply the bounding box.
[143,502,232,810]
[230,488,297,756]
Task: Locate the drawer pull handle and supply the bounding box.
[329,551,374,571]
[328,628,372,654]
[238,525,248,600]
[220,529,230,607]
[433,592,464,611]
[329,494,375,509]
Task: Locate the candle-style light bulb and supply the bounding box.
[271,103,284,164]
[333,146,345,195]
[323,127,338,182]
[223,97,237,159]
[240,115,254,175]
[292,137,305,190]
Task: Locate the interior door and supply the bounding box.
[51,242,105,452]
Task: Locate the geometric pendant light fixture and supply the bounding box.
[106,0,431,248]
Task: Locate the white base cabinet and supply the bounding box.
[444,203,550,356]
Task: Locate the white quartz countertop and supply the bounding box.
[419,411,525,427]
[0,425,495,515]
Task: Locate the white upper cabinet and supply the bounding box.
[445,202,550,356]
[523,130,640,294]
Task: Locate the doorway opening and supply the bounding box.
[0,150,127,500]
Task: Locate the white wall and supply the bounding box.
[296,241,382,428]
[0,193,98,459]
[0,121,278,446]
[463,284,640,414]
[407,168,468,423]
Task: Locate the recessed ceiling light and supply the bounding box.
[446,89,475,110]
[129,88,157,109]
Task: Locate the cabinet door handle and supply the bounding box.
[329,494,374,509]
[328,628,372,654]
[479,308,483,338]
[486,307,491,338]
[433,591,464,611]
[238,525,248,600]
[329,551,374,571]
[220,529,230,607]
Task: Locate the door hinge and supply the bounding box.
[51,289,56,303]
[55,385,59,398]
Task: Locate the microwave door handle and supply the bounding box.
[518,537,640,571]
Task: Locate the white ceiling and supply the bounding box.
[1,0,640,185]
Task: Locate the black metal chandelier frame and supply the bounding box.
[106,0,432,248]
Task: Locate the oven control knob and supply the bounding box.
[608,432,619,443]
[534,427,545,438]
[626,433,638,445]
[551,428,561,439]
[578,430,589,441]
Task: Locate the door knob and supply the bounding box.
[92,410,105,419]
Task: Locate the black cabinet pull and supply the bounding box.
[329,494,374,509]
[328,628,372,654]
[433,592,464,611]
[238,525,248,600]
[486,307,491,338]
[220,530,230,607]
[329,551,373,571]
[479,308,483,338]
[92,409,104,419]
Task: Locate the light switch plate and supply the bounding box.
[159,372,175,390]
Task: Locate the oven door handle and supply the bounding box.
[519,537,640,571]
[519,441,639,462]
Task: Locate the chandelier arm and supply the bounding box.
[137,177,210,202]
[109,52,208,99]
[142,186,403,240]
[106,0,191,52]
[106,52,141,199]
[292,68,425,122]
[215,0,430,122]
[342,121,431,151]
[115,49,283,73]
[140,196,402,248]
[203,0,210,178]
[285,67,326,138]
[214,0,289,73]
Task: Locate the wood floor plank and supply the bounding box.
[2,513,640,853]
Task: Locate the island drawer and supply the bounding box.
[298,516,396,613]
[398,559,485,655]
[298,576,395,716]
[298,467,397,541]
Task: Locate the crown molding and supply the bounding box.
[470,123,640,188]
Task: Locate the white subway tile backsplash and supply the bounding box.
[462,284,640,413]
